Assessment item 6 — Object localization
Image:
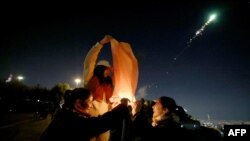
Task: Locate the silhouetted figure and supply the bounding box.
[132,96,223,141]
[132,96,184,141]
[40,88,130,141]
[109,98,134,141]
[83,35,114,141]
[174,106,222,141]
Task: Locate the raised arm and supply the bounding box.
[83,35,113,87]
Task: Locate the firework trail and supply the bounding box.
[174,14,217,60]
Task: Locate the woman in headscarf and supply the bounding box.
[83,35,113,141]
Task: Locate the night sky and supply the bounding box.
[1,2,249,120]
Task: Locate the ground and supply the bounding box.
[0,113,51,141]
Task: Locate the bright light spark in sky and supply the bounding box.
[208,14,216,22]
[173,13,217,60]
[188,13,217,46]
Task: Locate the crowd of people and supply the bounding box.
[40,88,222,141]
[40,35,222,141]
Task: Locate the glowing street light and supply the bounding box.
[74,78,81,87]
[17,75,24,81]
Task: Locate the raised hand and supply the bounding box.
[99,35,113,45]
[120,98,130,106]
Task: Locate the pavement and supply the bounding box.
[0,113,51,141]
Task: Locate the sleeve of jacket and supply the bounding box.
[132,112,152,137]
[83,42,103,87]
[79,104,129,137]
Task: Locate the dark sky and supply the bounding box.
[1,2,250,120]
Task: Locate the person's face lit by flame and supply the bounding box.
[152,99,168,118]
[75,95,93,116]
[104,67,113,78]
[83,95,93,114]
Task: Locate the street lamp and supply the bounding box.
[17,75,24,81]
[74,78,81,87]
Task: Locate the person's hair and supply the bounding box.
[93,65,113,85]
[158,96,177,113]
[63,88,91,109]
[175,105,188,118]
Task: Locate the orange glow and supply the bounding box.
[110,39,138,103]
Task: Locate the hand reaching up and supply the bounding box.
[100,35,113,45]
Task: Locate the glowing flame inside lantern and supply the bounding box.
[110,39,138,106]
[82,36,139,114]
[110,91,136,107]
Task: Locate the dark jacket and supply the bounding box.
[133,113,184,141]
[133,113,222,141]
[40,104,128,141]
